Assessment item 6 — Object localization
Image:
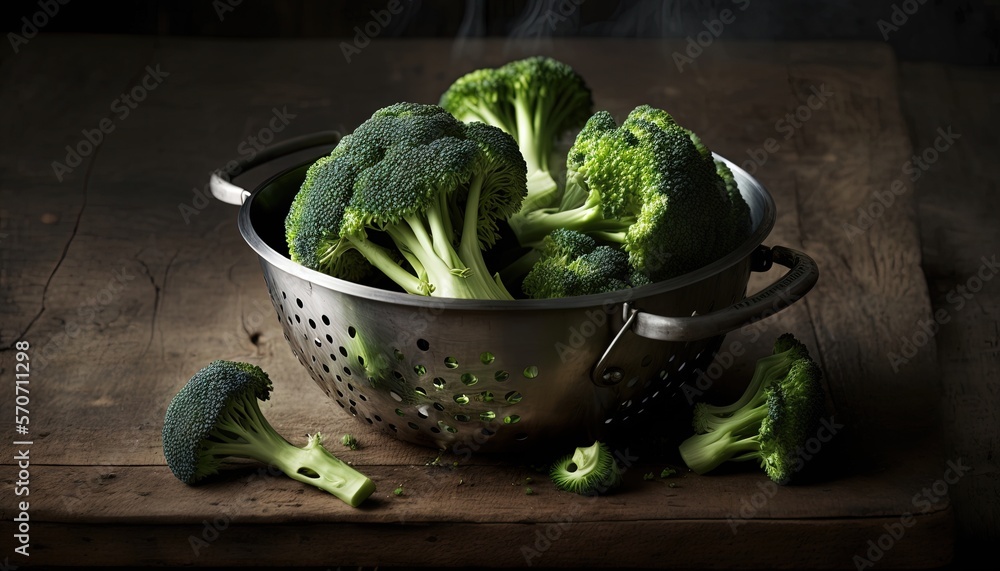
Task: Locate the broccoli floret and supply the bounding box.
[440,56,593,213]
[522,229,640,298]
[678,336,826,485]
[550,440,622,495]
[162,360,376,507]
[286,103,527,300]
[691,333,811,433]
[509,105,752,283]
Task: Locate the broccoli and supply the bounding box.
[161,360,376,507]
[341,434,359,450]
[509,105,752,283]
[550,440,622,495]
[286,103,527,300]
[678,336,826,485]
[521,228,643,298]
[440,56,593,213]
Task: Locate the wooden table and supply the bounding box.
[0,37,971,568]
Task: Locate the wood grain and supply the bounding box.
[899,62,1000,545]
[0,37,952,567]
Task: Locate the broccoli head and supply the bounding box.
[161,360,376,507]
[678,335,826,485]
[522,228,643,298]
[440,56,593,213]
[509,105,753,283]
[285,102,527,300]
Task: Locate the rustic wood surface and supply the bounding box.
[899,63,999,553]
[0,37,959,568]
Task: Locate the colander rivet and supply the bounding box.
[601,367,625,385]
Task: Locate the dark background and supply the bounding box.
[2,0,998,65]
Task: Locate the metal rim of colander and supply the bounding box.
[237,153,776,310]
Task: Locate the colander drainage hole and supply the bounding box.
[480,351,495,364]
[296,298,303,309]
[640,354,652,367]
[503,415,521,424]
[430,427,440,433]
[455,414,470,422]
[417,410,428,419]
[343,367,352,376]
[330,353,337,362]
[433,402,445,411]
[336,389,344,398]
[438,421,458,433]
[308,318,316,329]
[479,391,494,403]
[444,356,459,369]
[514,433,528,441]
[461,373,478,386]
[365,417,373,425]
[407,422,419,430]
[390,391,403,402]
[295,315,301,324]
[359,394,367,401]
[481,428,495,436]
[454,394,469,405]
[505,391,522,404]
[357,355,365,367]
[433,377,446,389]
[626,376,639,388]
[523,366,539,379]
[348,326,357,338]
[339,346,348,357]
[281,291,287,299]
[349,399,357,407]
[349,406,357,416]
[417,339,430,351]
[373,414,382,422]
[322,315,330,326]
[347,383,355,392]
[414,387,428,397]
[480,411,495,421]
[314,338,322,348]
[325,334,333,344]
[389,424,397,432]
[395,408,404,416]
[495,370,509,382]
[394,348,405,361]
[336,401,345,408]
[322,364,330,373]
[414,364,427,376]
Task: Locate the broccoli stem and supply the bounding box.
[680,400,769,474]
[519,169,560,214]
[699,352,792,417]
[204,394,376,507]
[509,202,631,247]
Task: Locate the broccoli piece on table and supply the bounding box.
[162,360,375,507]
[550,440,622,495]
[678,335,827,485]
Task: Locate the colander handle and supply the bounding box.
[631,245,818,343]
[209,131,343,205]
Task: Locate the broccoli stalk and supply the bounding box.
[550,440,622,495]
[678,336,827,485]
[162,360,376,507]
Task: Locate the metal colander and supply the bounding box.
[211,133,818,453]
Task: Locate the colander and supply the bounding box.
[210,132,818,453]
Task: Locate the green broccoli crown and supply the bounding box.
[510,104,753,286]
[162,360,272,484]
[285,102,527,300]
[550,440,622,495]
[440,56,592,175]
[522,229,636,298]
[678,336,827,485]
